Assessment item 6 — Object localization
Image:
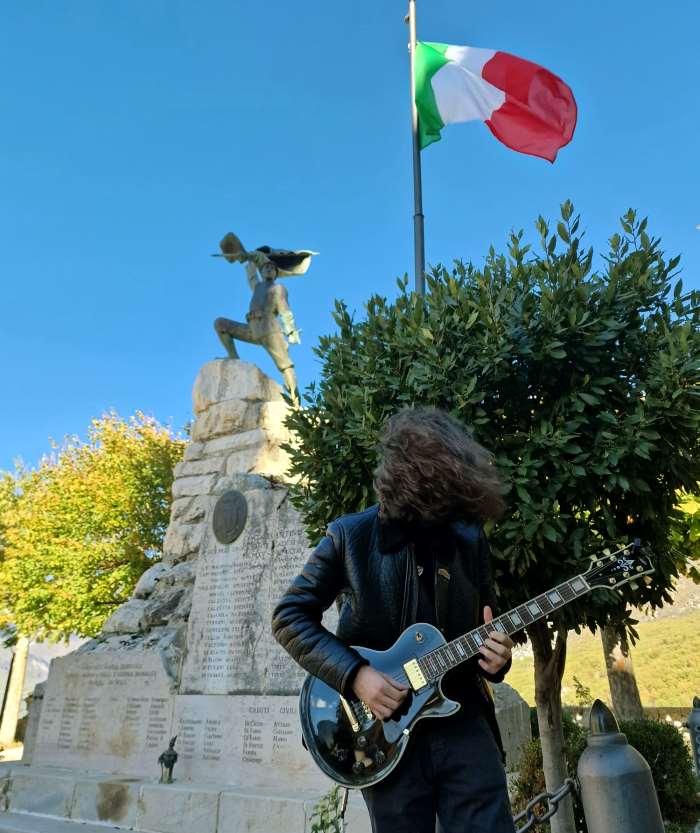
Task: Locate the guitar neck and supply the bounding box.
[418,574,591,680]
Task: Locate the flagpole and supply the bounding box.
[407,0,425,296]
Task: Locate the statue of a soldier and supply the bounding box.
[213,232,316,400]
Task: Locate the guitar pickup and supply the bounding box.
[403,659,427,691]
[339,696,361,732]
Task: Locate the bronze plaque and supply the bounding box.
[212,490,248,545]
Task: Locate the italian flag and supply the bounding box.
[415,42,577,162]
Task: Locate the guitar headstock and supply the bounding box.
[583,540,655,590]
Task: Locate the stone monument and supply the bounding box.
[0,360,531,833]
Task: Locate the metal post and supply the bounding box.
[407,0,425,296]
[686,695,700,776]
[577,699,664,833]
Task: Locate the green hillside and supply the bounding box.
[505,610,700,707]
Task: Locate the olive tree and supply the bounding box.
[285,204,700,833]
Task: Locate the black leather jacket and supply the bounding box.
[272,504,511,697]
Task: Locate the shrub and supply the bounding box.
[621,719,699,824]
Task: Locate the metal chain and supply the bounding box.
[513,777,579,833]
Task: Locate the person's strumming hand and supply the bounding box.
[352,666,409,719]
[478,606,514,675]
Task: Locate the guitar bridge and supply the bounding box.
[403,659,427,691]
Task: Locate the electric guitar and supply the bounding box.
[298,541,653,788]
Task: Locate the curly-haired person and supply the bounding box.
[273,407,515,833]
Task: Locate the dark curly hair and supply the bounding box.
[373,408,504,525]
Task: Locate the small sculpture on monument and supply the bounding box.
[158,736,178,783]
[213,231,317,401]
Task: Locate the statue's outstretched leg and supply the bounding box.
[214,318,254,360]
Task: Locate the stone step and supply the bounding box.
[0,813,123,833]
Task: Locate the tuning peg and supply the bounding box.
[643,576,653,586]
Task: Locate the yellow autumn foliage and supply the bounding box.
[0,412,185,639]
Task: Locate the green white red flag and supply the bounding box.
[415,42,577,162]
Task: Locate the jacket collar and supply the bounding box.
[377,514,407,554]
[377,509,463,555]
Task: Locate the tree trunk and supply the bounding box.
[0,636,30,746]
[529,621,576,833]
[601,625,644,721]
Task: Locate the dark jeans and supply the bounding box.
[361,713,515,833]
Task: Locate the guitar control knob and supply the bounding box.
[355,735,368,749]
[352,761,365,775]
[374,750,386,766]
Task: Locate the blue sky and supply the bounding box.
[2,1,698,471]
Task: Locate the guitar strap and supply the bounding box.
[435,560,451,635]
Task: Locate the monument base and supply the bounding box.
[0,762,371,833]
[1,682,528,833]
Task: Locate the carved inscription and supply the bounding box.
[173,695,328,791]
[181,484,323,694]
[267,516,316,690]
[34,654,174,776]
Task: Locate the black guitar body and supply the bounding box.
[299,623,457,789]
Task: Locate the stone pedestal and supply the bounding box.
[2,360,532,833]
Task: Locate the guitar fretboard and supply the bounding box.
[417,574,590,681]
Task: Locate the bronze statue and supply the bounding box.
[158,736,178,783]
[213,232,317,400]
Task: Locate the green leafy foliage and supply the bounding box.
[285,203,700,644]
[516,714,700,829]
[0,412,185,639]
[622,719,699,823]
[572,676,594,707]
[308,785,345,833]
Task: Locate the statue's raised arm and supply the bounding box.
[212,231,317,401]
